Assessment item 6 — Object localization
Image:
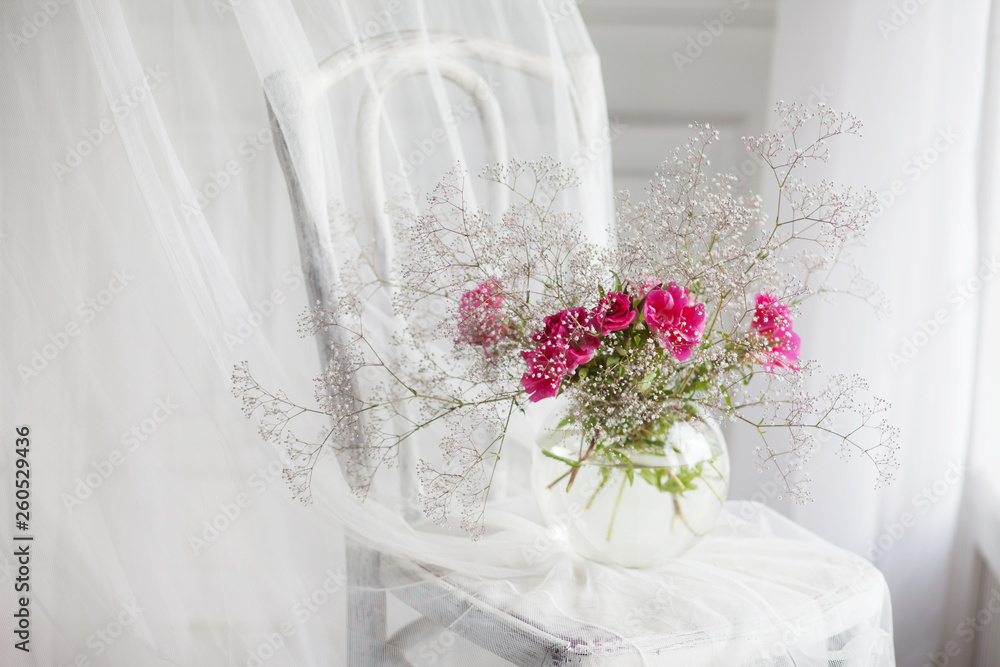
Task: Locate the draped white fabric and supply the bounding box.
[729,1,991,664]
[0,0,903,665]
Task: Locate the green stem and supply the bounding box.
[606,474,628,542]
[546,439,595,491]
[701,474,724,505]
[546,468,572,490]
[585,471,609,510]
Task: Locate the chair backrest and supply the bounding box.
[264,30,603,509]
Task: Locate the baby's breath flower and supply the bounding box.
[232,105,898,535]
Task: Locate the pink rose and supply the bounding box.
[532,308,600,369]
[521,339,570,402]
[643,283,706,362]
[751,293,801,370]
[593,292,635,334]
[751,293,794,338]
[456,279,507,352]
[637,276,663,298]
[766,330,801,369]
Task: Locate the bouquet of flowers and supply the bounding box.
[234,103,898,538]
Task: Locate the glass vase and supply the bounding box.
[531,415,730,567]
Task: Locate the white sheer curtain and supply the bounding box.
[1,2,351,665]
[743,1,991,664]
[0,1,618,664]
[944,4,1000,666]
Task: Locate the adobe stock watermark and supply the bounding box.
[872,126,958,218]
[60,398,179,512]
[189,456,291,555]
[548,0,584,24]
[384,73,503,188]
[925,585,1000,667]
[569,117,627,171]
[182,127,274,217]
[411,630,459,666]
[672,0,751,73]
[7,0,72,52]
[866,460,965,562]
[224,264,304,351]
[548,584,681,667]
[55,601,144,667]
[519,471,608,565]
[346,0,404,43]
[878,0,933,41]
[215,0,403,34]
[51,65,170,181]
[753,617,809,663]
[618,584,678,634]
[887,254,998,371]
[240,567,347,666]
[520,500,588,565]
[18,268,135,385]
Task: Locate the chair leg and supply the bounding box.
[346,538,413,666]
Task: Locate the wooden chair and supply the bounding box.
[264,32,892,667]
[265,31,611,665]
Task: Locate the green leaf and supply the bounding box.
[625,467,634,485]
[638,368,658,393]
[664,477,685,493]
[540,449,580,468]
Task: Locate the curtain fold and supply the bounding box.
[1,1,618,664]
[755,1,991,663]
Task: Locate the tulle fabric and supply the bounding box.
[0,0,892,665]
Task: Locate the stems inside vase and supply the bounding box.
[606,474,628,542]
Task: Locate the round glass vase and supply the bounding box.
[531,417,730,568]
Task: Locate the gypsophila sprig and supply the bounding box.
[233,103,898,537]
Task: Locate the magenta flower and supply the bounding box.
[750,293,801,370]
[593,292,635,334]
[456,279,507,353]
[521,339,570,402]
[643,283,706,361]
[637,276,663,298]
[533,307,600,369]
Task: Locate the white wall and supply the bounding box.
[580,0,777,195]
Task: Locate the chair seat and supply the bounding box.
[380,502,894,666]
